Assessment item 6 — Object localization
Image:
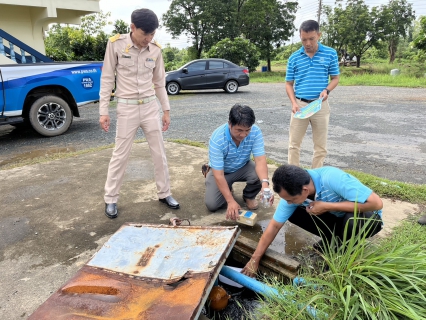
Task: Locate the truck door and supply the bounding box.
[0,70,4,116]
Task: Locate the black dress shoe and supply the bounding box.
[105,203,118,219]
[159,196,180,209]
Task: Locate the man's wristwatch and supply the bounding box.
[325,88,330,95]
[261,179,269,185]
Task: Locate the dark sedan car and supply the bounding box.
[165,58,249,95]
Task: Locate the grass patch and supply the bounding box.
[167,94,189,101]
[250,59,426,87]
[256,215,426,319]
[250,71,285,83]
[339,73,426,87]
[2,138,424,205]
[345,169,426,204]
[167,139,207,149]
[0,139,147,170]
[250,71,426,87]
[0,144,115,170]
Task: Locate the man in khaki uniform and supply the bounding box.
[99,8,179,219]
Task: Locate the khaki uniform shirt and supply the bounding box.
[99,33,170,116]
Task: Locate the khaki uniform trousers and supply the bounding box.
[288,99,330,169]
[104,100,170,203]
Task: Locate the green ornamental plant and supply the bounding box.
[255,212,426,319]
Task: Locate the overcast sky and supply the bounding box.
[99,0,426,49]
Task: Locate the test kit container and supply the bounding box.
[237,210,258,226]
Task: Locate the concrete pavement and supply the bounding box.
[0,142,420,319]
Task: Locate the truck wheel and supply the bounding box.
[29,96,73,137]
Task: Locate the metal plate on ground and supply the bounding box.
[29,223,240,320]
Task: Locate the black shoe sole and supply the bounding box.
[159,199,180,209]
[105,211,118,219]
[105,206,118,219]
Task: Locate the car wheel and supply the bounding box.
[166,82,180,95]
[225,80,239,93]
[29,95,73,137]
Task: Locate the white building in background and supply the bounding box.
[0,0,100,64]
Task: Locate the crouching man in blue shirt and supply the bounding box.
[242,164,383,277]
[205,104,273,220]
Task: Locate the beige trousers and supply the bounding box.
[104,100,170,203]
[288,99,330,169]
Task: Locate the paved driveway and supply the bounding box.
[0,83,425,184]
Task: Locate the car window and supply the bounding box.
[186,61,206,72]
[209,61,225,70]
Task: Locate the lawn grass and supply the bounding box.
[167,138,207,149]
[251,59,426,87]
[345,170,426,204]
[250,70,426,87]
[339,73,426,87]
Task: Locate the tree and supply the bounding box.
[162,0,234,59]
[44,24,77,61]
[413,16,426,51]
[206,37,260,72]
[275,42,303,60]
[321,0,380,67]
[79,11,111,36]
[162,44,192,71]
[321,4,352,58]
[113,19,130,34]
[377,0,415,63]
[44,11,111,61]
[240,0,297,71]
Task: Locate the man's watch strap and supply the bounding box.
[325,88,330,95]
[261,179,269,185]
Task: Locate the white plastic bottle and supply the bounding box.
[262,188,272,208]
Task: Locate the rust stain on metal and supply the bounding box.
[137,246,156,267]
[29,223,240,320]
[29,266,211,319]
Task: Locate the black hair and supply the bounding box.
[228,104,255,127]
[131,9,159,33]
[272,165,311,196]
[299,20,320,33]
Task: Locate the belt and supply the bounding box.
[116,95,157,105]
[296,97,315,103]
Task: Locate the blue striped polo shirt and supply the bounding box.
[208,123,265,173]
[273,166,382,223]
[286,42,340,100]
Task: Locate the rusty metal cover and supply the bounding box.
[29,223,240,320]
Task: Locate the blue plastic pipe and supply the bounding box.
[219,266,322,319]
[219,265,281,297]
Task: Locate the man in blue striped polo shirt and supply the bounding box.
[286,20,340,168]
[242,165,383,277]
[205,104,273,220]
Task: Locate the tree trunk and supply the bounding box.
[267,58,271,72]
[356,55,361,68]
[388,41,397,64]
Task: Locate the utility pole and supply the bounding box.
[317,0,322,24]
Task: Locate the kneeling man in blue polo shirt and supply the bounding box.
[205,104,273,220]
[242,164,383,277]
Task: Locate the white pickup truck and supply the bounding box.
[0,62,102,136]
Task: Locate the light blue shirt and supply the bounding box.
[273,167,382,224]
[208,124,265,173]
[286,42,340,100]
